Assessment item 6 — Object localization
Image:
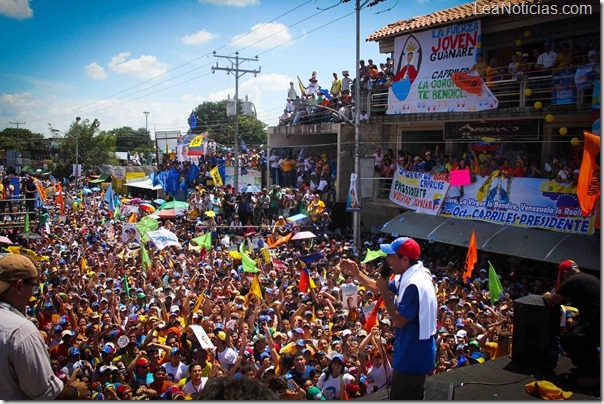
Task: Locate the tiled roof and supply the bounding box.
[367,0,539,42]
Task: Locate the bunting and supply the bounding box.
[464,229,478,284]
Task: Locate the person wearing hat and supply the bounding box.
[213,331,237,371]
[316,353,356,400]
[543,260,600,385]
[341,236,437,400]
[0,254,88,399]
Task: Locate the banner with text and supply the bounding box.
[387,20,498,114]
[389,168,450,215]
[439,175,595,234]
[146,228,182,250]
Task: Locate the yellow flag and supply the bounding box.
[248,274,263,301]
[189,135,204,148]
[210,166,223,186]
[81,257,88,271]
[128,213,138,223]
[260,247,271,264]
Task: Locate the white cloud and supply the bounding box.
[180,93,206,104]
[198,0,258,7]
[230,22,293,49]
[181,29,217,45]
[0,0,32,19]
[108,52,170,80]
[85,62,108,81]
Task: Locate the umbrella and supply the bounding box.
[121,198,131,203]
[91,187,101,192]
[123,206,139,216]
[157,209,177,218]
[158,201,190,211]
[82,188,93,195]
[0,236,13,244]
[19,232,42,240]
[129,198,142,204]
[241,184,262,194]
[139,203,156,213]
[204,210,216,218]
[291,231,316,240]
[153,199,166,205]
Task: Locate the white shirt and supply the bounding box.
[0,301,63,400]
[537,51,557,69]
[317,372,354,400]
[162,361,189,383]
[182,377,208,396]
[366,361,392,394]
[216,346,238,370]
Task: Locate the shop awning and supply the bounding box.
[89,173,111,184]
[125,178,163,191]
[381,211,600,271]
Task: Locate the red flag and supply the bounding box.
[577,131,600,216]
[271,258,286,271]
[364,297,383,333]
[464,229,478,283]
[299,266,311,293]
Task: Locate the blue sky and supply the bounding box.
[0,0,467,140]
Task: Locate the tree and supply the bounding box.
[192,100,267,148]
[0,128,47,161]
[107,126,153,154]
[59,118,117,174]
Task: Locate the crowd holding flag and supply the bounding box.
[464,229,478,283]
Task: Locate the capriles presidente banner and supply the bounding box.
[439,174,595,234]
[387,20,498,114]
[389,168,450,215]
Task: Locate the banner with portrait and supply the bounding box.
[341,285,359,309]
[439,175,595,234]
[346,173,361,212]
[387,20,498,114]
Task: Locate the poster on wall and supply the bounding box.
[387,20,498,114]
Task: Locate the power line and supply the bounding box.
[9,121,26,129]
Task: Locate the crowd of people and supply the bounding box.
[0,144,598,399]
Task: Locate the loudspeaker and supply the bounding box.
[511,294,560,371]
[425,381,455,400]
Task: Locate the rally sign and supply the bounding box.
[387,20,498,114]
[389,168,450,215]
[146,228,182,250]
[439,175,595,234]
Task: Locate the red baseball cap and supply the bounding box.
[136,358,150,367]
[380,237,420,260]
[559,260,578,273]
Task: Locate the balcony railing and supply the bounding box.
[369,71,596,116]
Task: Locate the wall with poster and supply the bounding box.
[387,20,498,115]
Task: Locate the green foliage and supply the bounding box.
[0,128,47,160]
[59,118,117,171]
[192,100,267,147]
[108,126,154,153]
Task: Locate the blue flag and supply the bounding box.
[104,183,115,212]
[185,163,200,184]
[299,252,324,266]
[188,110,197,129]
[218,165,226,184]
[167,169,180,196]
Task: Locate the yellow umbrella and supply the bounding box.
[205,210,216,218]
[121,198,131,203]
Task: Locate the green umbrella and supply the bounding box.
[157,201,190,211]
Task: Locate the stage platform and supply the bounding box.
[356,356,600,400]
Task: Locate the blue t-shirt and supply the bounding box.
[286,365,314,386]
[388,282,436,374]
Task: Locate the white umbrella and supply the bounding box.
[0,235,13,244]
[291,231,316,240]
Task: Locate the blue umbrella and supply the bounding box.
[91,187,101,192]
[82,188,92,195]
[241,184,262,194]
[153,199,166,205]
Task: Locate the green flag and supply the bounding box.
[192,232,212,250]
[488,261,504,304]
[361,248,387,264]
[136,216,159,242]
[239,241,259,273]
[24,210,30,233]
[140,243,152,273]
[123,272,130,298]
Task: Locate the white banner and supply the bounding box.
[346,173,361,212]
[341,284,359,309]
[387,20,498,114]
[147,228,181,250]
[389,167,450,215]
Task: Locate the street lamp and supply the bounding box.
[75,117,81,186]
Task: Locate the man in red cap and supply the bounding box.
[341,236,437,399]
[543,259,600,386]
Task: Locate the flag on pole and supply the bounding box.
[361,248,387,264]
[297,75,306,96]
[464,229,478,283]
[299,252,324,266]
[247,274,263,302]
[136,216,159,242]
[488,261,504,304]
[577,131,600,216]
[24,211,29,233]
[140,243,152,273]
[210,166,223,186]
[104,183,115,213]
[239,241,259,273]
[364,297,384,333]
[81,257,88,271]
[123,273,130,298]
[299,264,315,292]
[192,232,212,250]
[56,184,65,216]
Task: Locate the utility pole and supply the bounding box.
[212,52,260,192]
[75,117,81,187]
[9,121,25,129]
